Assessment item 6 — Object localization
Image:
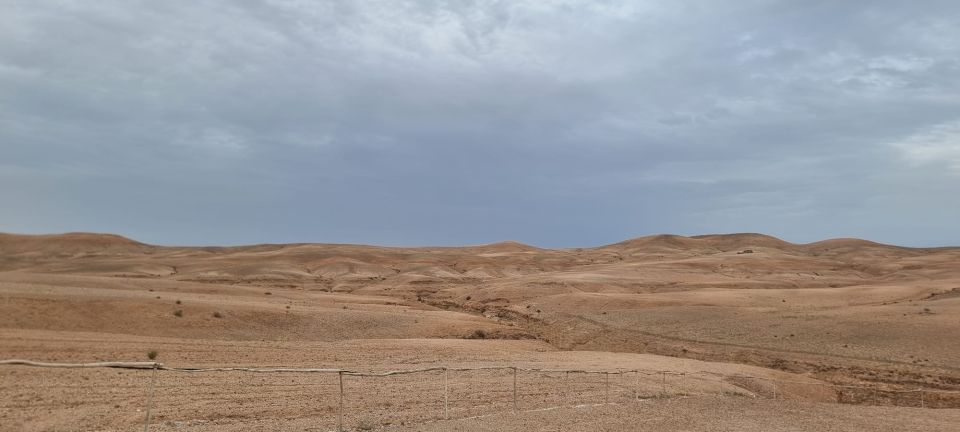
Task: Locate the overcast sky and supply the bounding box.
[2,1,959,247]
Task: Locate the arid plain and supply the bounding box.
[1,232,959,431]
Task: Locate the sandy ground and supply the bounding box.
[2,329,834,431]
[1,232,959,431]
[391,399,960,432]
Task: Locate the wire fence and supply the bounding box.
[2,359,960,431]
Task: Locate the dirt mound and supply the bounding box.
[801,237,899,251]
[602,234,702,251]
[0,232,152,257]
[600,233,795,255]
[461,240,542,253]
[690,233,795,250]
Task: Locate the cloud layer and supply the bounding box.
[2,0,959,247]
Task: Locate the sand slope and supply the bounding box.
[1,232,958,430]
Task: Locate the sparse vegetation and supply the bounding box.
[7,230,960,424]
[466,329,487,339]
[356,417,377,431]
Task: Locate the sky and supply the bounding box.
[2,0,959,248]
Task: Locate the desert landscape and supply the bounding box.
[1,232,959,431]
[6,1,960,430]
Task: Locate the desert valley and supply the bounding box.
[1,231,958,431]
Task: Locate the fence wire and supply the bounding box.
[2,359,959,431]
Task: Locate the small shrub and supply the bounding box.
[264,292,272,295]
[213,311,223,318]
[175,300,182,305]
[173,309,183,317]
[465,295,472,301]
[356,417,377,431]
[147,350,158,360]
[466,329,487,339]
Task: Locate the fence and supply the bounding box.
[2,359,959,431]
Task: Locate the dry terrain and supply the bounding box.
[1,232,959,431]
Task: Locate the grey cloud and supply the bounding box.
[1,0,959,247]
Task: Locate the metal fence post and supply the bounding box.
[443,368,449,419]
[660,371,666,396]
[605,372,610,404]
[338,371,344,432]
[512,367,518,412]
[143,363,158,432]
[635,371,640,400]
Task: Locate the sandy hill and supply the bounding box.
[1,231,959,430]
[0,232,153,258]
